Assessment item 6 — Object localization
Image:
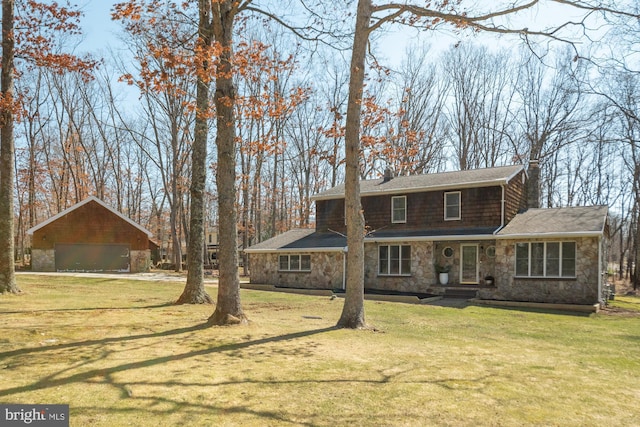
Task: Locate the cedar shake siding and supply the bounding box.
[315,198,345,232]
[314,166,528,234]
[316,185,509,234]
[503,169,527,223]
[361,186,505,231]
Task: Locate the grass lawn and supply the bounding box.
[1,274,639,426]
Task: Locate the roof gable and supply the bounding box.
[312,165,525,200]
[27,196,153,237]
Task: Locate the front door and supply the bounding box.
[461,244,478,284]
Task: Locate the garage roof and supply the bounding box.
[26,196,153,237]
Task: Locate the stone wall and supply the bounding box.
[130,250,151,273]
[249,236,603,305]
[364,241,435,294]
[249,252,344,289]
[31,249,55,272]
[477,236,601,305]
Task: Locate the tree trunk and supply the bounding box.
[209,0,247,325]
[177,0,214,305]
[0,0,19,294]
[336,0,370,329]
[634,215,640,290]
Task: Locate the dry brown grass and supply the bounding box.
[1,274,639,426]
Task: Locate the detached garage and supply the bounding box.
[27,196,153,273]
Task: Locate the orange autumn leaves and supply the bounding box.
[2,1,97,120]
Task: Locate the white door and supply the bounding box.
[460,244,479,284]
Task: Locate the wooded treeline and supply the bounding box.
[9,5,639,283]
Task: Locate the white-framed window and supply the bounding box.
[391,196,407,223]
[279,254,311,272]
[515,242,576,278]
[444,191,461,220]
[378,245,411,276]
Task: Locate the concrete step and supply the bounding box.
[443,288,478,299]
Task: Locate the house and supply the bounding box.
[27,196,154,273]
[245,165,609,306]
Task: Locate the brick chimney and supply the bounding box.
[527,159,540,209]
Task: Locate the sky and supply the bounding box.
[74,1,588,68]
[77,1,121,55]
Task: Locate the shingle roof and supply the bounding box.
[245,227,502,252]
[497,206,608,237]
[312,165,524,200]
[244,229,319,252]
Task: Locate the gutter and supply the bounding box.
[244,247,344,254]
[493,231,603,240]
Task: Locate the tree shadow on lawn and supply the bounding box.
[0,302,174,315]
[54,355,494,426]
[70,361,494,426]
[0,325,339,399]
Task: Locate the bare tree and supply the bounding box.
[115,6,196,273]
[387,43,449,175]
[442,43,517,170]
[513,49,587,207]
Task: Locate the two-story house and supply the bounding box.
[246,165,609,306]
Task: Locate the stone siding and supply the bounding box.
[31,249,55,272]
[364,241,435,294]
[249,252,344,289]
[249,236,602,305]
[477,236,601,305]
[130,250,151,273]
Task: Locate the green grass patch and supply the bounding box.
[1,274,639,426]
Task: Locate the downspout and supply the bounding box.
[598,235,603,306]
[493,184,506,235]
[501,184,505,230]
[342,246,348,290]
